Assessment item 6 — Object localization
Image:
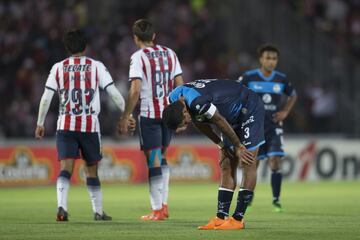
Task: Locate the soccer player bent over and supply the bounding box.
[118,19,183,221]
[162,79,265,230]
[35,29,134,221]
[240,44,297,212]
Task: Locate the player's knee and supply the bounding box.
[59,170,72,179]
[147,148,162,167]
[269,157,281,171]
[84,163,98,178]
[86,176,100,187]
[60,159,74,173]
[220,157,231,171]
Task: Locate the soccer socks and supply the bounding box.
[271,170,282,203]
[57,170,71,211]
[161,159,170,205]
[216,188,234,219]
[149,167,163,210]
[86,177,103,215]
[233,189,254,221]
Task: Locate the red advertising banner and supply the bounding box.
[0,144,221,186]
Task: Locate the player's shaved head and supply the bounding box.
[63,29,87,54]
[133,19,155,42]
[258,44,280,57]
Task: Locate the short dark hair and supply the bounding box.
[63,29,87,54]
[162,101,185,130]
[257,44,280,57]
[132,19,154,42]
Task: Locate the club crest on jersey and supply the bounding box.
[273,84,281,93]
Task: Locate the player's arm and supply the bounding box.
[118,79,141,134]
[35,64,58,139]
[273,94,297,122]
[193,122,222,147]
[193,121,236,162]
[173,52,184,87]
[35,88,55,139]
[105,84,125,112]
[98,62,126,112]
[209,110,254,165]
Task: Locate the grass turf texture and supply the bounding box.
[0,181,359,240]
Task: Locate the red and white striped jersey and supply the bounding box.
[45,56,114,133]
[129,44,182,119]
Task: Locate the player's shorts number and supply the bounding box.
[60,88,95,115]
[244,127,250,139]
[153,70,170,99]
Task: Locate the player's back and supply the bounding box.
[170,79,255,125]
[47,56,113,133]
[129,45,182,119]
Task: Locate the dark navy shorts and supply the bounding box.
[139,116,172,151]
[224,91,265,151]
[56,130,102,164]
[257,123,285,160]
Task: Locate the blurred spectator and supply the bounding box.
[0,0,230,138]
[305,81,337,133]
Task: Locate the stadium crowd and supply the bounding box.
[0,0,343,138]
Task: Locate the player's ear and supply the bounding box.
[152,33,156,42]
[133,35,139,43]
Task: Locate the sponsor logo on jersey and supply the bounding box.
[63,64,91,72]
[262,93,272,103]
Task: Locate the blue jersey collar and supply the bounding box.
[257,68,275,81]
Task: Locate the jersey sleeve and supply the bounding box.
[129,52,143,81]
[173,52,182,77]
[283,77,297,96]
[190,95,217,120]
[45,63,59,91]
[97,61,114,90]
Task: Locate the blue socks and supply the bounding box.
[233,189,254,221]
[216,188,234,219]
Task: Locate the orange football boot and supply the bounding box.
[162,204,169,219]
[140,209,165,221]
[198,217,226,230]
[214,217,245,230]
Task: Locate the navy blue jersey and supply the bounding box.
[240,68,296,122]
[169,79,252,125]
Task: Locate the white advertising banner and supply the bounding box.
[243,138,360,182]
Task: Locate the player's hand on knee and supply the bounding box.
[235,145,254,165]
[35,126,45,139]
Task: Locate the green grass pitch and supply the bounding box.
[0,181,359,240]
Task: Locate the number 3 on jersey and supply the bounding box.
[153,70,170,99]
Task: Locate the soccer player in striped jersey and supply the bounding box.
[239,44,297,212]
[35,29,134,221]
[118,19,184,221]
